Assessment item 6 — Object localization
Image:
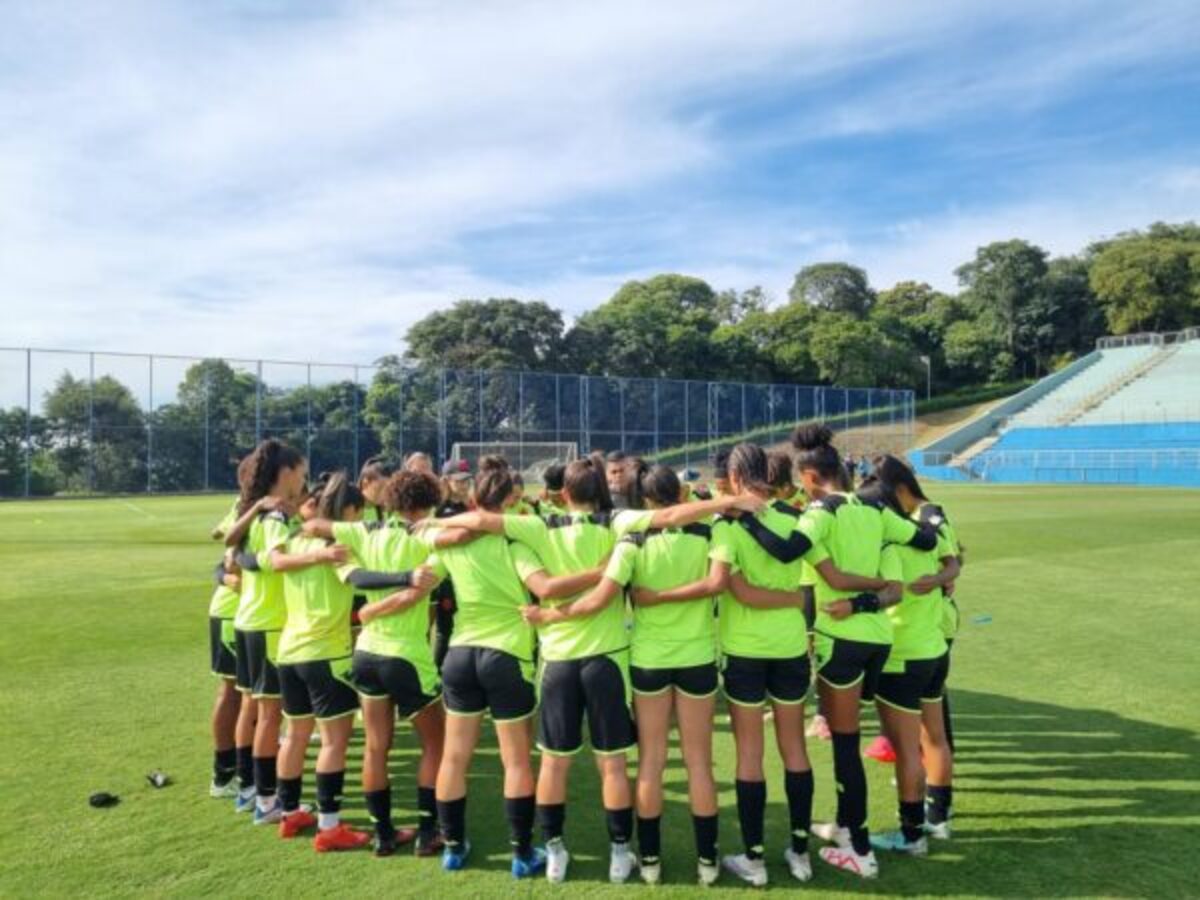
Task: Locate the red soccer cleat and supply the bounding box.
[279,808,317,839]
[864,735,896,763]
[314,822,372,853]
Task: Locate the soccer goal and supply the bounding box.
[450,441,579,481]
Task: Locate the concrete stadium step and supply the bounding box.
[1054,344,1179,426]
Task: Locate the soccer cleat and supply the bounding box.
[441,839,471,872]
[818,844,879,879]
[210,778,239,799]
[314,822,371,852]
[864,735,896,763]
[924,818,953,840]
[806,713,832,741]
[545,838,570,883]
[871,829,929,856]
[812,821,851,846]
[511,847,547,879]
[278,807,316,838]
[721,853,768,887]
[252,797,284,825]
[784,847,813,882]
[697,860,720,886]
[639,860,661,885]
[413,830,444,857]
[609,842,637,884]
[234,786,256,813]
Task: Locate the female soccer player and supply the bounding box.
[224,439,307,823]
[872,455,962,840]
[423,457,606,876]
[207,498,243,798]
[424,458,754,884]
[538,462,567,515]
[358,456,398,524]
[272,472,373,852]
[301,470,457,857]
[779,425,936,879]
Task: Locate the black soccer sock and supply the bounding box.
[784,768,814,853]
[417,785,437,839]
[900,800,925,843]
[537,802,566,843]
[606,806,633,845]
[636,815,661,865]
[506,795,536,858]
[942,691,956,754]
[253,755,277,799]
[692,813,719,866]
[831,732,870,855]
[735,779,767,860]
[236,745,254,791]
[437,796,468,849]
[316,770,344,815]
[927,784,953,824]
[278,776,302,813]
[364,787,395,839]
[214,748,236,784]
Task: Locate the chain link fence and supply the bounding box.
[0,347,914,498]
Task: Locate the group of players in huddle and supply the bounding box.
[203,424,963,887]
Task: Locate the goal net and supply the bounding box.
[450,442,579,482]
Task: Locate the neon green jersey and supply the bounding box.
[881,529,953,665]
[277,535,356,664]
[427,534,541,661]
[208,503,242,618]
[332,520,432,661]
[503,512,622,662]
[610,508,654,539]
[234,510,294,631]
[799,494,917,645]
[709,505,815,659]
[606,525,716,669]
[916,504,963,640]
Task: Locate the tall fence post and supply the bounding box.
[555,374,561,445]
[305,363,313,467]
[147,354,154,493]
[203,366,211,492]
[619,379,626,452]
[255,360,263,445]
[437,368,447,465]
[683,381,690,468]
[352,365,361,474]
[88,352,95,493]
[653,381,660,455]
[24,349,32,498]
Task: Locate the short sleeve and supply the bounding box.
[935,530,956,560]
[707,519,737,566]
[503,514,551,559]
[805,540,831,567]
[510,543,544,584]
[797,508,830,546]
[879,545,903,582]
[939,519,961,557]
[331,522,367,559]
[881,508,918,545]
[333,562,357,584]
[603,539,638,587]
[611,508,653,538]
[262,514,292,553]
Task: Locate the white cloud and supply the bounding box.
[1,0,1198,367]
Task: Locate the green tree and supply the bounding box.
[404,299,567,371]
[1016,257,1106,374]
[0,408,57,496]
[808,313,916,387]
[43,372,146,492]
[714,286,770,325]
[955,240,1049,374]
[788,263,875,318]
[1088,223,1200,333]
[943,318,1010,385]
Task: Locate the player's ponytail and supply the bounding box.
[474,455,514,511]
[237,438,304,514]
[791,423,842,483]
[563,457,614,511]
[640,464,682,508]
[316,470,365,521]
[727,442,771,495]
[871,454,928,505]
[619,457,651,509]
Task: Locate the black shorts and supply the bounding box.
[813,634,889,701]
[721,654,811,707]
[234,629,281,698]
[351,594,367,626]
[442,646,537,721]
[539,652,635,755]
[631,662,718,698]
[352,650,441,719]
[279,657,360,721]
[877,655,949,713]
[209,616,237,679]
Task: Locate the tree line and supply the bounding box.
[3,221,1197,496]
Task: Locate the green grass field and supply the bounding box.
[2,484,1198,898]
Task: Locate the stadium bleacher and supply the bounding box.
[913,330,1200,486]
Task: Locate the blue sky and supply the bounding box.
[3,0,1200,363]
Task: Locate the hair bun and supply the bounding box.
[791,423,834,451]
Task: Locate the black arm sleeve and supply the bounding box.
[346,569,413,590]
[739,515,814,564]
[908,522,938,552]
[802,585,816,631]
[235,551,260,572]
[213,562,228,586]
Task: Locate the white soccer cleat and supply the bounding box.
[811,821,851,845]
[697,860,720,886]
[639,860,661,885]
[209,778,239,799]
[545,838,570,884]
[819,844,879,879]
[721,853,768,887]
[924,818,953,840]
[784,847,813,882]
[609,842,637,883]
